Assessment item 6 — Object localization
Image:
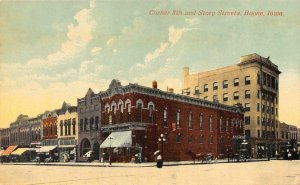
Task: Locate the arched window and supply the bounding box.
[188,111,193,129]
[80,119,83,132]
[68,119,71,135]
[84,118,88,131]
[226,119,229,133]
[90,117,94,130]
[64,120,68,136]
[148,102,154,123]
[136,99,143,122]
[60,120,63,136]
[125,99,131,122]
[176,110,180,128]
[95,116,99,130]
[219,117,222,132]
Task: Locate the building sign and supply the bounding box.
[172,123,176,131]
[232,135,245,139]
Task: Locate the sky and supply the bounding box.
[0,0,299,128]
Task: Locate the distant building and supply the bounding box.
[77,88,101,161]
[99,80,244,162]
[182,53,281,157]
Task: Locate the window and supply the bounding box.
[226,119,229,132]
[84,118,88,131]
[64,120,68,135]
[198,135,203,144]
[245,130,251,139]
[136,103,142,122]
[213,82,218,90]
[245,90,250,99]
[68,119,71,135]
[80,119,83,131]
[245,116,250,125]
[257,103,260,112]
[60,120,63,136]
[209,115,213,132]
[204,96,208,100]
[257,73,261,84]
[257,116,260,125]
[257,90,260,99]
[188,135,192,143]
[233,91,239,100]
[234,78,239,86]
[176,110,180,128]
[126,102,131,122]
[262,117,265,125]
[257,130,260,138]
[176,134,181,143]
[119,104,123,123]
[90,117,94,130]
[209,135,213,144]
[72,119,76,135]
[223,80,228,89]
[148,104,153,123]
[223,93,228,102]
[163,108,167,127]
[262,105,265,112]
[213,95,218,102]
[204,84,208,92]
[194,86,199,95]
[245,76,251,85]
[245,103,250,112]
[219,117,222,132]
[199,113,203,130]
[188,111,192,129]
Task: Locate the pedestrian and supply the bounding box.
[156,153,163,168]
[288,152,292,160]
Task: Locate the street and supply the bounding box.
[0,160,299,185]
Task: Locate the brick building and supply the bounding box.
[99,80,244,162]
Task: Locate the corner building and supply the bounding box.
[99,80,244,162]
[182,53,281,157]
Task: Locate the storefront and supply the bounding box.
[100,131,135,162]
[0,145,18,162]
[36,145,58,162]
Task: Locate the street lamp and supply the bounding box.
[158,133,166,160]
[109,136,113,165]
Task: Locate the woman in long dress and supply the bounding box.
[156,154,163,168]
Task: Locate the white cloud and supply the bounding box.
[144,42,169,63]
[185,18,199,26]
[91,47,102,55]
[168,25,198,46]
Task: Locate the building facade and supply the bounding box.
[57,102,78,161]
[77,88,101,161]
[182,53,281,157]
[99,80,244,162]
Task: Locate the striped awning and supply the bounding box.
[1,146,18,156]
[11,148,29,155]
[100,131,132,148]
[37,145,57,153]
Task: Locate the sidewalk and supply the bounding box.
[0,158,269,168]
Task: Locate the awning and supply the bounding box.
[11,148,29,156]
[100,131,132,148]
[1,146,18,156]
[37,145,57,153]
[0,150,4,155]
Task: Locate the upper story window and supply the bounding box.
[233,91,239,100]
[226,119,229,132]
[136,102,142,122]
[213,82,218,90]
[245,90,251,99]
[257,73,261,84]
[204,96,208,101]
[199,113,203,130]
[163,108,167,127]
[219,117,222,132]
[209,115,213,132]
[194,86,199,95]
[223,93,228,102]
[245,76,251,85]
[223,80,228,89]
[148,104,154,123]
[176,110,180,128]
[234,78,239,86]
[245,103,250,112]
[188,111,192,129]
[213,95,218,102]
[204,84,208,92]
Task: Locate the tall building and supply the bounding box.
[182,53,281,157]
[99,80,244,162]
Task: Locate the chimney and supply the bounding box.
[152,80,157,89]
[168,88,174,93]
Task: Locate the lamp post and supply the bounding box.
[241,140,248,161]
[158,133,166,160]
[109,136,113,165]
